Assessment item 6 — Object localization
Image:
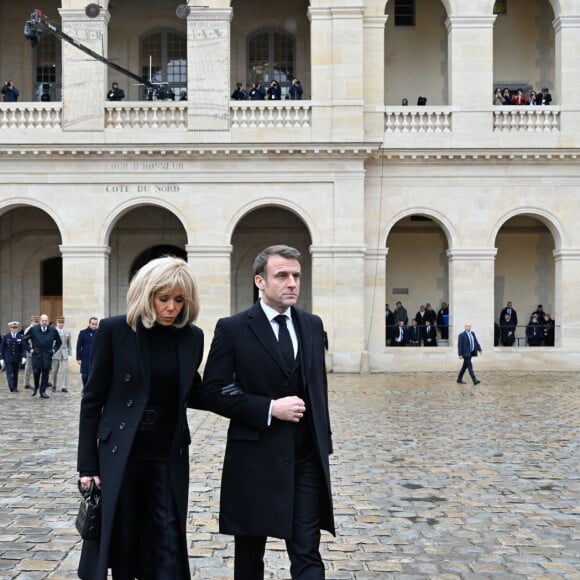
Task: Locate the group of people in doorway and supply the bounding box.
[76,245,333,580]
[385,301,449,347]
[496,301,555,347]
[1,315,98,397]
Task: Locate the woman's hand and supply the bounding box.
[80,475,101,491]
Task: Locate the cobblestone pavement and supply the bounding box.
[0,372,578,579]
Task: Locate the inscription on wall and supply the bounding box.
[104,184,180,193]
[106,161,185,172]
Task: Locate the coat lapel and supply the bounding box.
[135,322,152,397]
[293,308,312,378]
[247,302,288,373]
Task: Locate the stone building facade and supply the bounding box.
[1,0,580,373]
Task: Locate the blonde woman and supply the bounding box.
[77,256,204,579]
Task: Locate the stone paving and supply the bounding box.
[0,371,578,579]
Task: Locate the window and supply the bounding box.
[493,0,507,15]
[395,0,415,27]
[141,30,187,100]
[35,32,61,101]
[248,29,295,95]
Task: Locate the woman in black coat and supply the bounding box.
[77,256,204,579]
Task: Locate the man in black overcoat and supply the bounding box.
[201,245,335,579]
[24,313,61,398]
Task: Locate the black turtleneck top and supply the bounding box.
[131,323,180,460]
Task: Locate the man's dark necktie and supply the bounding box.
[275,314,294,370]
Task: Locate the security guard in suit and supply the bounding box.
[1,321,27,392]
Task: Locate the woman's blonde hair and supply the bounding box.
[126,256,200,330]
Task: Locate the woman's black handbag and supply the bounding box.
[75,480,101,540]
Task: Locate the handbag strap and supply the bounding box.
[78,479,101,503]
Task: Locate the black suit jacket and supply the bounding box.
[201,301,335,540]
[24,325,61,369]
[77,315,204,580]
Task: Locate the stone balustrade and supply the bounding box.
[385,107,453,133]
[230,101,311,129]
[493,106,560,132]
[0,103,62,130]
[0,101,565,137]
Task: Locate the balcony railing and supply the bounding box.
[0,102,61,130]
[230,101,311,129]
[493,106,560,132]
[105,102,188,129]
[385,106,453,133]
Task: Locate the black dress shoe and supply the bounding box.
[473,380,481,385]
[40,393,50,399]
[457,380,466,384]
[24,384,32,390]
[32,387,38,396]
[61,387,68,393]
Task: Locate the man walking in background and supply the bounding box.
[457,323,482,386]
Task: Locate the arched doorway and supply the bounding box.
[386,214,450,343]
[230,207,312,314]
[0,206,62,326]
[494,215,556,346]
[108,206,187,315]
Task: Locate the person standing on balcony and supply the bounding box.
[107,81,125,101]
[249,82,266,100]
[288,78,303,100]
[1,81,19,102]
[267,80,281,100]
[502,88,512,105]
[231,82,248,100]
[493,88,503,105]
[538,87,552,105]
[513,89,527,105]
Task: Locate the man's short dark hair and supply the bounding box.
[253,245,301,277]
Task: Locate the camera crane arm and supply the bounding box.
[24,9,153,90]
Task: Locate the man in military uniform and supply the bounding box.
[0,321,27,392]
[23,315,40,389]
[24,314,61,399]
[50,316,71,393]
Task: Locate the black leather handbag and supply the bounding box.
[75,480,101,540]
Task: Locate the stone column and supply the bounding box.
[187,8,232,131]
[59,8,109,131]
[311,245,366,373]
[447,249,496,348]
[60,244,110,341]
[553,249,580,349]
[329,7,365,141]
[364,247,388,355]
[308,7,333,141]
[554,16,580,143]
[186,244,232,356]
[445,16,496,138]
[363,15,388,141]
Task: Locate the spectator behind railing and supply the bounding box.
[512,89,527,105]
[538,87,552,105]
[231,82,248,100]
[494,88,503,105]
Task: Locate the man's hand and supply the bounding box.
[0,360,4,370]
[21,358,26,366]
[272,396,306,423]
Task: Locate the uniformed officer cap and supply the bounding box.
[8,321,19,327]
[30,315,39,322]
[56,316,65,323]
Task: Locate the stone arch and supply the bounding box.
[99,197,189,246]
[384,207,456,249]
[229,204,313,313]
[491,206,564,249]
[226,198,316,246]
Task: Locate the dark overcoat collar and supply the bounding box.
[246,301,313,378]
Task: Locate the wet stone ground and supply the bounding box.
[0,371,578,579]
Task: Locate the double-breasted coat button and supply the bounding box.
[124,374,131,382]
[119,422,126,430]
[126,399,133,407]
[282,457,290,465]
[179,448,183,455]
[112,445,118,454]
